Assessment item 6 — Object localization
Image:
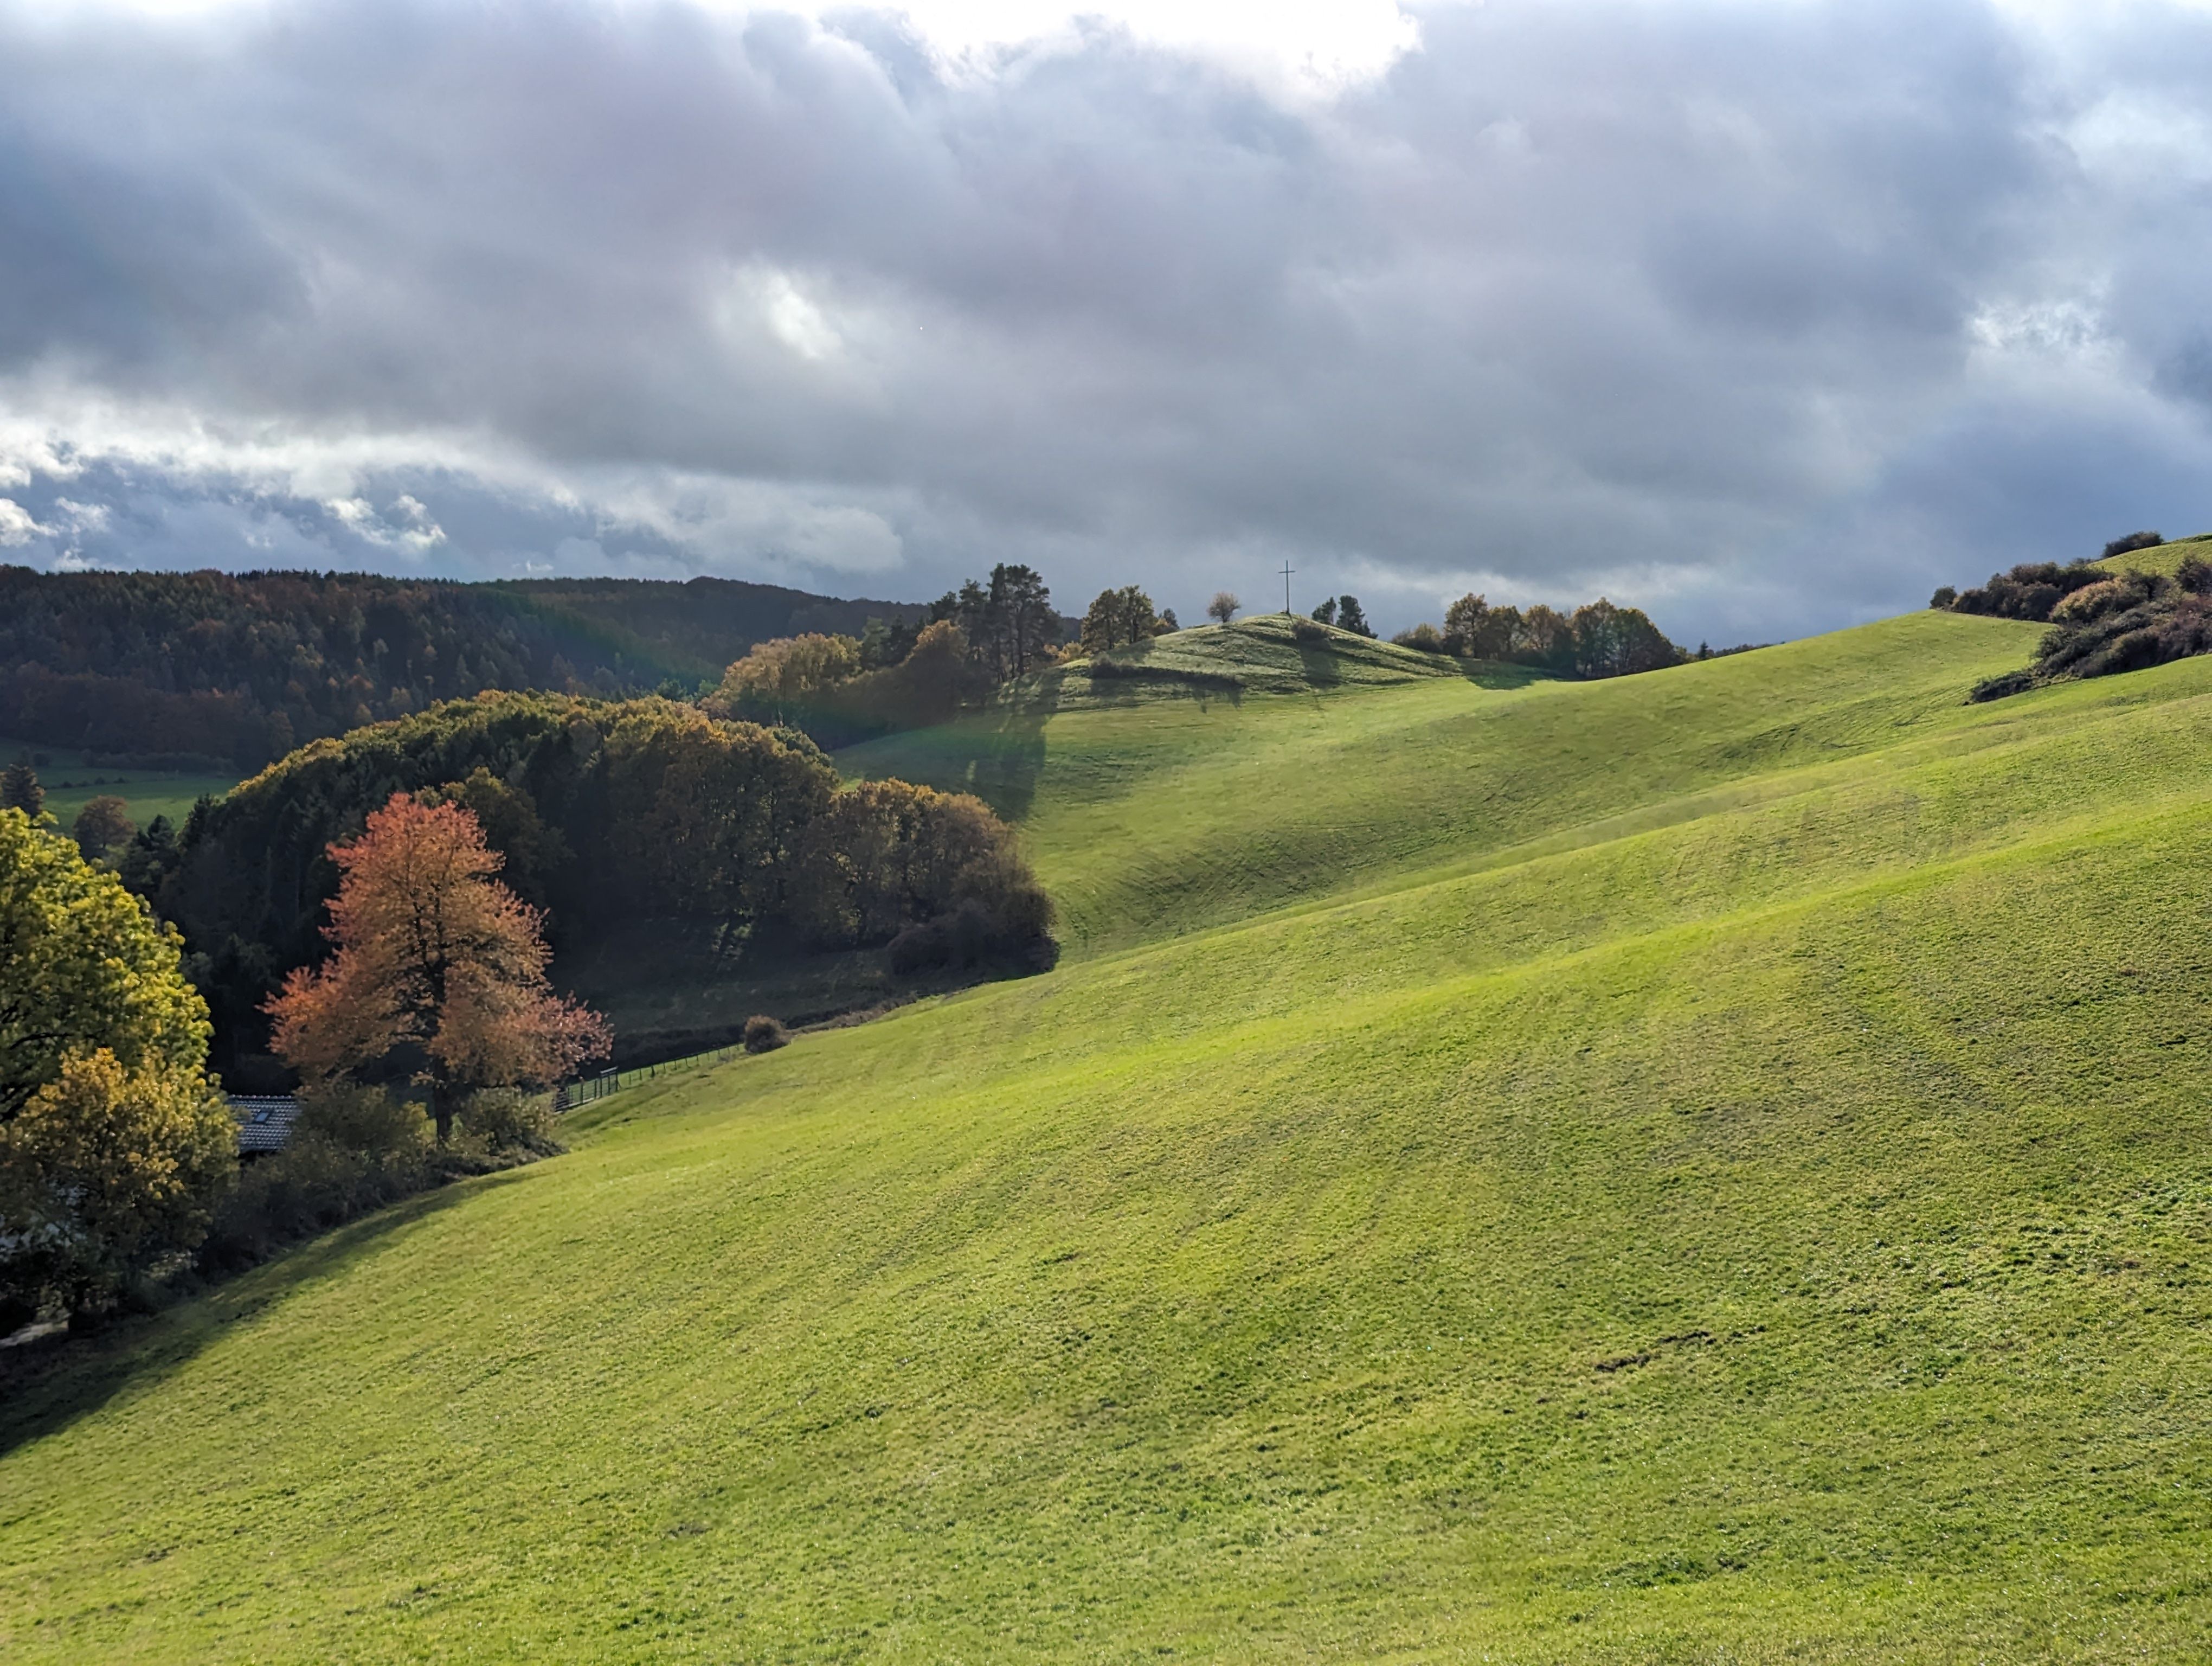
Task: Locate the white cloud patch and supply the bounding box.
[3,0,2212,638]
[0,498,48,546]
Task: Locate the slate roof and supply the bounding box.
[229,1095,301,1155]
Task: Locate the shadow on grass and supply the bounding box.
[1457,658,1562,690]
[0,1169,535,1459]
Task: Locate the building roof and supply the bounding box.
[228,1095,300,1155]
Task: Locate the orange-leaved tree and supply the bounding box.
[265,793,611,1143]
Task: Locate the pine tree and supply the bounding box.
[1,755,43,817]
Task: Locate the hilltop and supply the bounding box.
[5,604,2212,1659]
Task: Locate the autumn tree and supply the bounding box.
[711,633,864,720]
[265,794,611,1144]
[1207,592,1240,625]
[0,809,233,1321]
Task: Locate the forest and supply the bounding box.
[0,566,922,770]
[119,692,1051,1084]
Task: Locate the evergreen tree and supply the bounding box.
[1,755,42,817]
[1334,596,1373,638]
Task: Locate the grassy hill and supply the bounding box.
[2092,530,2212,578]
[7,608,2212,1660]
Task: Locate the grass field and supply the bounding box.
[0,738,234,836]
[6,609,2212,1661]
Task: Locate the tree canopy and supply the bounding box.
[266,796,612,1142]
[0,809,234,1320]
[159,692,1056,1078]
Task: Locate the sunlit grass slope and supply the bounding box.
[8,611,2212,1661]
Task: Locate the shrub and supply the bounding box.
[459,1087,560,1154]
[742,1015,789,1054]
[294,1081,433,1161]
[2101,529,2163,560]
[1291,617,1329,644]
[1947,560,2107,623]
[2177,554,2212,595]
[202,1136,403,1272]
[1393,623,1449,653]
[2049,578,2134,626]
[1968,668,2040,703]
[1930,586,1957,608]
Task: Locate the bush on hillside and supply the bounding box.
[1943,560,2109,623]
[294,1081,434,1160]
[200,1082,539,1274]
[460,1088,561,1154]
[1969,561,2212,700]
[1393,623,1449,653]
[741,1015,789,1054]
[1291,617,1330,643]
[2102,530,2164,560]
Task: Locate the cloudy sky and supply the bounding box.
[2,0,2210,641]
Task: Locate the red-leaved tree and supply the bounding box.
[266,793,611,1143]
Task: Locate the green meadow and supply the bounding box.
[0,738,234,836]
[6,608,2212,1661]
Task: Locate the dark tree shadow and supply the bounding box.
[1455,658,1559,690]
[0,1173,530,1458]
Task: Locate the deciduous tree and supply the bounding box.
[72,794,134,860]
[0,809,232,1319]
[1207,592,1239,624]
[1080,586,1169,655]
[1,1047,235,1315]
[266,794,611,1144]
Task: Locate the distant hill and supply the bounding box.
[0,566,922,771]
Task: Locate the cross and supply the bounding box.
[1280,559,1295,615]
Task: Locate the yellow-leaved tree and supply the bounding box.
[0,808,236,1324]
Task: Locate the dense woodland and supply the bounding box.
[125,693,1051,1082]
[0,567,921,768]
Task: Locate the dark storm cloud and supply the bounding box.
[2,0,2210,640]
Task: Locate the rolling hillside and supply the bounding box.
[6,608,2212,1661]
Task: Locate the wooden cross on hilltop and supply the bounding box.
[1281,560,1295,616]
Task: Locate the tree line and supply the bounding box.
[1385,593,1689,678]
[0,566,919,771]
[712,566,1186,745]
[130,691,1052,1083]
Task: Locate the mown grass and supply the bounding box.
[0,737,233,836]
[5,613,2212,1661]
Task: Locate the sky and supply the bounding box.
[2,0,2211,642]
